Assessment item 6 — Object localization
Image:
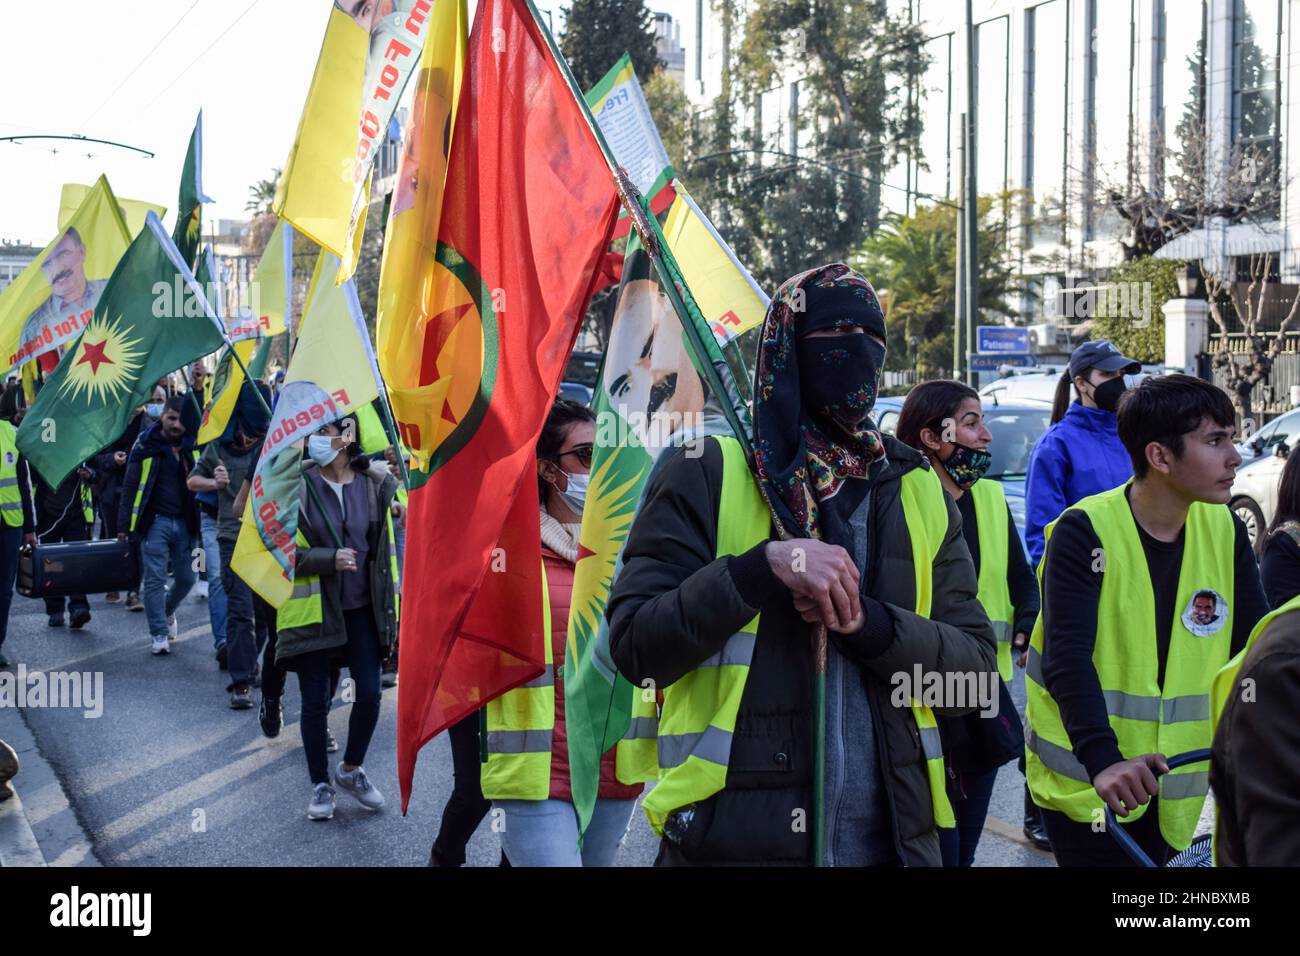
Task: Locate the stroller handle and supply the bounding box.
[1104,749,1212,867]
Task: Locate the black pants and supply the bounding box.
[1041,798,1176,867]
[39,513,88,616]
[294,606,383,785]
[431,712,490,867]
[0,524,21,648]
[254,596,285,701]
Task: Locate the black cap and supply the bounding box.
[1068,340,1141,379]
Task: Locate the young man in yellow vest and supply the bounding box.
[1026,373,1268,865]
[608,264,997,866]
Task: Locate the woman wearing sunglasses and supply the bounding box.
[476,397,645,865]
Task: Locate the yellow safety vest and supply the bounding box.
[1025,483,1234,850]
[480,561,659,801]
[0,421,23,528]
[128,448,199,532]
[276,492,402,634]
[642,435,957,840]
[969,479,1015,682]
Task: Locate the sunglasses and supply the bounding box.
[554,443,594,469]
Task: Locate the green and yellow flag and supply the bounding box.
[275,0,431,280]
[0,176,132,375]
[173,112,213,271]
[15,213,228,488]
[231,251,383,606]
[58,183,165,238]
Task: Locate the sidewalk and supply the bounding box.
[0,699,100,867]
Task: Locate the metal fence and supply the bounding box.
[1205,331,1300,418]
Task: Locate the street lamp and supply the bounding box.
[1176,264,1199,298]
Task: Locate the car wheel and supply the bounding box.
[1231,496,1266,553]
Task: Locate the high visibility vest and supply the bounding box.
[480,560,659,801]
[78,481,93,525]
[642,435,957,840]
[1025,483,1234,850]
[969,479,1015,682]
[1208,593,1300,864]
[0,421,23,528]
[128,448,199,532]
[276,494,402,634]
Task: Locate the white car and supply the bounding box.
[1229,407,1300,548]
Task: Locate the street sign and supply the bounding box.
[976,326,1031,353]
[968,352,1037,371]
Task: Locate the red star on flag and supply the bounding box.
[76,340,114,375]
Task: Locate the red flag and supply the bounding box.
[395,0,620,810]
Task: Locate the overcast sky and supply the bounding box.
[0,0,691,247]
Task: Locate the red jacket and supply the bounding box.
[544,546,643,802]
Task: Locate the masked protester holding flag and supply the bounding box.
[275,413,402,822]
[607,263,996,866]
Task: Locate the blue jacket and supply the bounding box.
[1024,402,1133,568]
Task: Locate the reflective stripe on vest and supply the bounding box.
[129,458,153,532]
[1025,482,1234,851]
[643,435,957,840]
[480,559,659,802]
[0,421,22,528]
[277,531,323,632]
[970,479,1015,682]
[79,481,94,525]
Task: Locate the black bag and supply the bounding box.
[17,538,141,598]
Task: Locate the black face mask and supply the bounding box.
[1092,376,1128,414]
[797,334,886,433]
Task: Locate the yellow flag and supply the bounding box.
[232,251,383,605]
[375,0,468,475]
[275,1,431,280]
[0,175,132,374]
[58,183,165,238]
[662,182,769,347]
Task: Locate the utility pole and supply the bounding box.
[963,0,980,385]
[955,113,966,381]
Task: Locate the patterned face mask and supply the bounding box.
[938,441,994,488]
[797,334,885,436]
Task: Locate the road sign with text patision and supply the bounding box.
[968,352,1036,371]
[976,326,1030,353]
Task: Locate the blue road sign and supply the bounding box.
[968,352,1037,371]
[976,326,1031,353]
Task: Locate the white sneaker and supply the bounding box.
[168,615,178,642]
[151,634,170,655]
[334,763,385,811]
[195,580,209,601]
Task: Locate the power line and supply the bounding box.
[80,0,204,130]
[140,0,262,113]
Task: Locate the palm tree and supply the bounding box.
[245,168,281,216]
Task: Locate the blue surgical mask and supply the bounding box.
[145,403,163,418]
[308,435,340,468]
[557,470,589,515]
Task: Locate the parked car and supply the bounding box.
[1236,406,1300,461]
[977,364,1166,407]
[875,397,1051,548]
[1230,444,1289,551]
[558,381,593,405]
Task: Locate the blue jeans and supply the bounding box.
[938,767,1000,867]
[495,797,637,867]
[218,536,256,685]
[0,524,22,649]
[199,512,227,651]
[141,515,197,640]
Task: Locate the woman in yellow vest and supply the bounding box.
[275,413,403,822]
[607,263,997,866]
[1027,374,1268,865]
[896,380,1038,866]
[480,398,647,865]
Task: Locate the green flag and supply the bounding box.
[17,212,228,487]
[172,111,213,270]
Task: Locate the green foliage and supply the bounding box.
[681,0,928,289]
[642,69,690,169]
[560,0,661,92]
[854,195,1018,378]
[1090,257,1184,363]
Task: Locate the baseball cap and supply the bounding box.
[1068,340,1141,379]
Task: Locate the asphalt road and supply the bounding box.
[2,586,1054,867]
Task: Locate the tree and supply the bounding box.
[242,168,282,257]
[681,0,928,289]
[855,195,1018,378]
[642,68,690,170]
[1090,257,1184,363]
[560,0,661,92]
